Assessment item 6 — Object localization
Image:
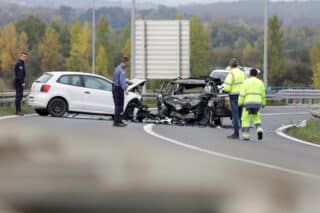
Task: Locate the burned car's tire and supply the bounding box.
[213,117,223,126]
[209,110,223,127]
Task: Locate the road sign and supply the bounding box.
[135,20,190,79]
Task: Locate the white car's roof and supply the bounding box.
[47,71,107,79]
[45,71,146,91]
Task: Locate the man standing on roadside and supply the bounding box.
[14,52,28,116]
[112,56,129,127]
[223,58,246,139]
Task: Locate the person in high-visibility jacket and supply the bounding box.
[238,68,266,141]
[223,58,246,139]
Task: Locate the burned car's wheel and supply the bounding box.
[209,110,223,127]
[214,117,223,126]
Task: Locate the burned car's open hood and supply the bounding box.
[127,79,146,91]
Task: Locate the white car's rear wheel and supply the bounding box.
[48,98,67,117]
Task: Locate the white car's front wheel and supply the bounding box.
[48,98,67,117]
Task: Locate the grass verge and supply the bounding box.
[143,99,157,108]
[287,119,320,145]
[0,103,34,116]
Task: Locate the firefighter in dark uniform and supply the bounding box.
[112,56,129,127]
[14,52,28,116]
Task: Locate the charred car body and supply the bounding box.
[155,78,231,126]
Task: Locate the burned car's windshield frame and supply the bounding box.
[161,79,210,96]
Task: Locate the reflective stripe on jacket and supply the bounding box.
[223,67,246,95]
[238,77,266,107]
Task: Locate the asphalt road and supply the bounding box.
[0,105,319,212]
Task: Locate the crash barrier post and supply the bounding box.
[0,91,29,105]
[274,89,320,105]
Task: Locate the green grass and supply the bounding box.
[0,104,34,116]
[142,99,157,108]
[287,119,320,144]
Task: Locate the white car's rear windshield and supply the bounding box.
[36,73,53,83]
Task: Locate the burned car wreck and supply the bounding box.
[124,77,231,127]
[155,78,231,126]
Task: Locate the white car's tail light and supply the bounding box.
[41,84,51,93]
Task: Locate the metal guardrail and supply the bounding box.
[274,89,320,104]
[0,92,29,104]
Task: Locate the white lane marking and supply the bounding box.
[276,124,320,148]
[0,115,18,120]
[0,114,36,121]
[262,112,309,116]
[144,124,320,180]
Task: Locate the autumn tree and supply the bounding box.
[17,32,29,53]
[38,27,62,72]
[96,16,113,76]
[190,16,213,76]
[51,19,71,59]
[15,15,46,49]
[0,23,18,72]
[96,46,108,77]
[310,40,320,88]
[267,15,284,86]
[67,22,91,71]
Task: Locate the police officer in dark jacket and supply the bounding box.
[112,56,129,127]
[14,52,28,116]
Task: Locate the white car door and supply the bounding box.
[82,75,114,114]
[56,74,85,112]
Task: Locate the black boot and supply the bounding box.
[113,122,127,127]
[227,132,239,139]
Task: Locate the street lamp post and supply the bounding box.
[263,0,268,88]
[131,0,136,79]
[92,0,96,74]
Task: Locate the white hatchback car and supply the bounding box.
[27,71,145,118]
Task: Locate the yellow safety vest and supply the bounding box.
[238,77,266,107]
[223,67,246,95]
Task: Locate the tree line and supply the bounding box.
[0,13,320,91]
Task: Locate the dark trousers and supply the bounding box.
[15,84,23,113]
[112,85,124,123]
[229,94,242,134]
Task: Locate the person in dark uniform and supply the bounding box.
[112,56,129,127]
[14,52,28,116]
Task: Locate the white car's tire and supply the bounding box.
[48,98,67,117]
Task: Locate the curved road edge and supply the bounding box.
[276,123,320,148]
[144,124,320,180]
